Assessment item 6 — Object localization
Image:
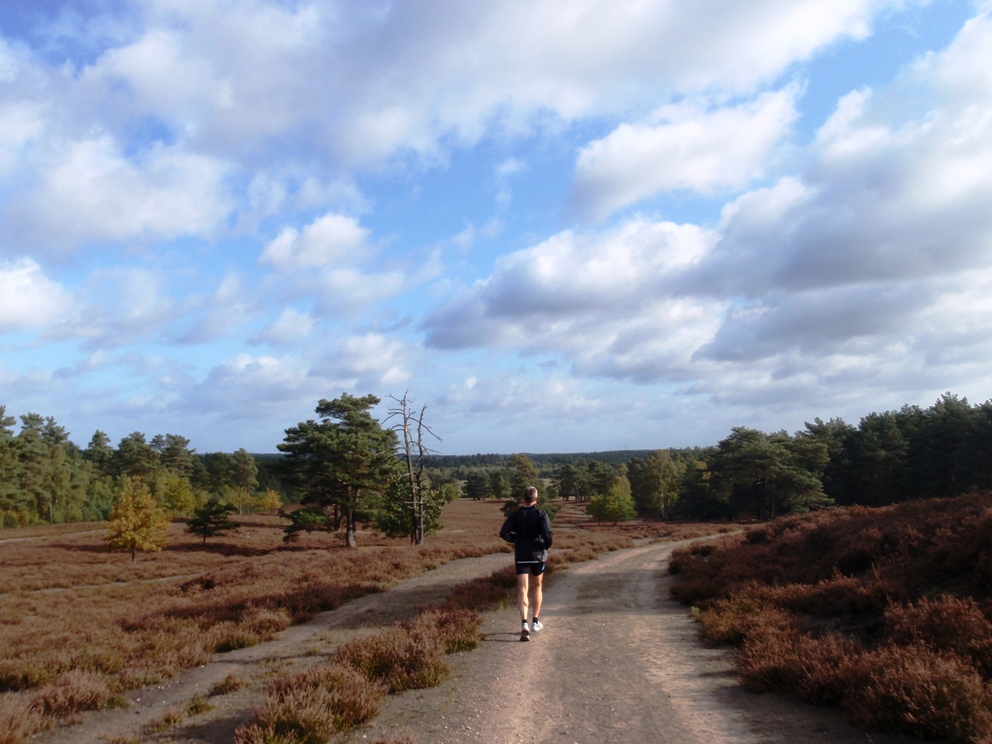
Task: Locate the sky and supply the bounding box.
[1,0,992,455]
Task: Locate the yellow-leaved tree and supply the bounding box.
[253,488,283,513]
[106,477,171,561]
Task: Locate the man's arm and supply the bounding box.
[540,510,553,549]
[499,513,516,544]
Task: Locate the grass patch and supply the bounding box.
[0,693,47,744]
[144,694,213,733]
[209,672,248,696]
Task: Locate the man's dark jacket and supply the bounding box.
[500,505,553,563]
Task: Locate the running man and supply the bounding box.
[499,486,553,641]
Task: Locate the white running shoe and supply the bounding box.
[532,620,544,632]
[520,621,530,641]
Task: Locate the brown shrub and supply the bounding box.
[406,609,481,654]
[736,618,805,693]
[795,633,864,705]
[30,669,110,717]
[885,596,992,674]
[235,662,383,744]
[672,493,992,742]
[443,580,509,612]
[332,627,448,693]
[0,501,508,710]
[843,643,992,741]
[0,693,47,744]
[698,591,768,646]
[209,672,248,696]
[241,605,293,637]
[443,566,517,612]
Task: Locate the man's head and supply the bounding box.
[523,486,539,504]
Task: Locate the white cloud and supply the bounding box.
[260,213,369,269]
[495,157,526,208]
[257,212,409,318]
[311,333,411,389]
[0,0,914,261]
[573,88,798,220]
[2,136,232,254]
[426,9,992,404]
[0,258,70,330]
[45,0,905,171]
[178,273,256,344]
[177,354,319,433]
[424,219,714,349]
[250,307,315,346]
[0,103,43,176]
[48,267,178,349]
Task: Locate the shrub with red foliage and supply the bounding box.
[843,644,992,741]
[333,626,449,693]
[235,662,384,744]
[672,492,992,742]
[405,608,481,654]
[885,596,992,674]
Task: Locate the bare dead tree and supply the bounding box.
[386,391,440,545]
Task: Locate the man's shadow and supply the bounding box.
[481,631,531,643]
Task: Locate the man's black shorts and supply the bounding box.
[516,562,546,576]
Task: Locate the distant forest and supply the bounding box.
[3,392,991,526]
[0,406,285,527]
[439,393,992,521]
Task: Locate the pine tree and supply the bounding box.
[186,499,239,545]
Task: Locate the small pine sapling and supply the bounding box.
[186,499,239,545]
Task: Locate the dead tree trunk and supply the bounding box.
[388,392,439,546]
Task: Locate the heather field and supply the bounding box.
[0,500,716,742]
[670,491,992,742]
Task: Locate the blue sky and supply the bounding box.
[2,0,992,455]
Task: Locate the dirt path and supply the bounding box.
[357,541,914,744]
[37,540,918,744]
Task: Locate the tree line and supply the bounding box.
[7,391,990,531]
[671,392,992,519]
[0,405,281,527]
[456,393,992,523]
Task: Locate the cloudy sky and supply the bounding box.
[2,0,991,455]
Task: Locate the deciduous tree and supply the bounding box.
[106,477,171,560]
[587,476,636,525]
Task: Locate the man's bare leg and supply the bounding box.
[517,573,530,622]
[530,573,543,624]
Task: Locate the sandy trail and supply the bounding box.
[359,541,912,744]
